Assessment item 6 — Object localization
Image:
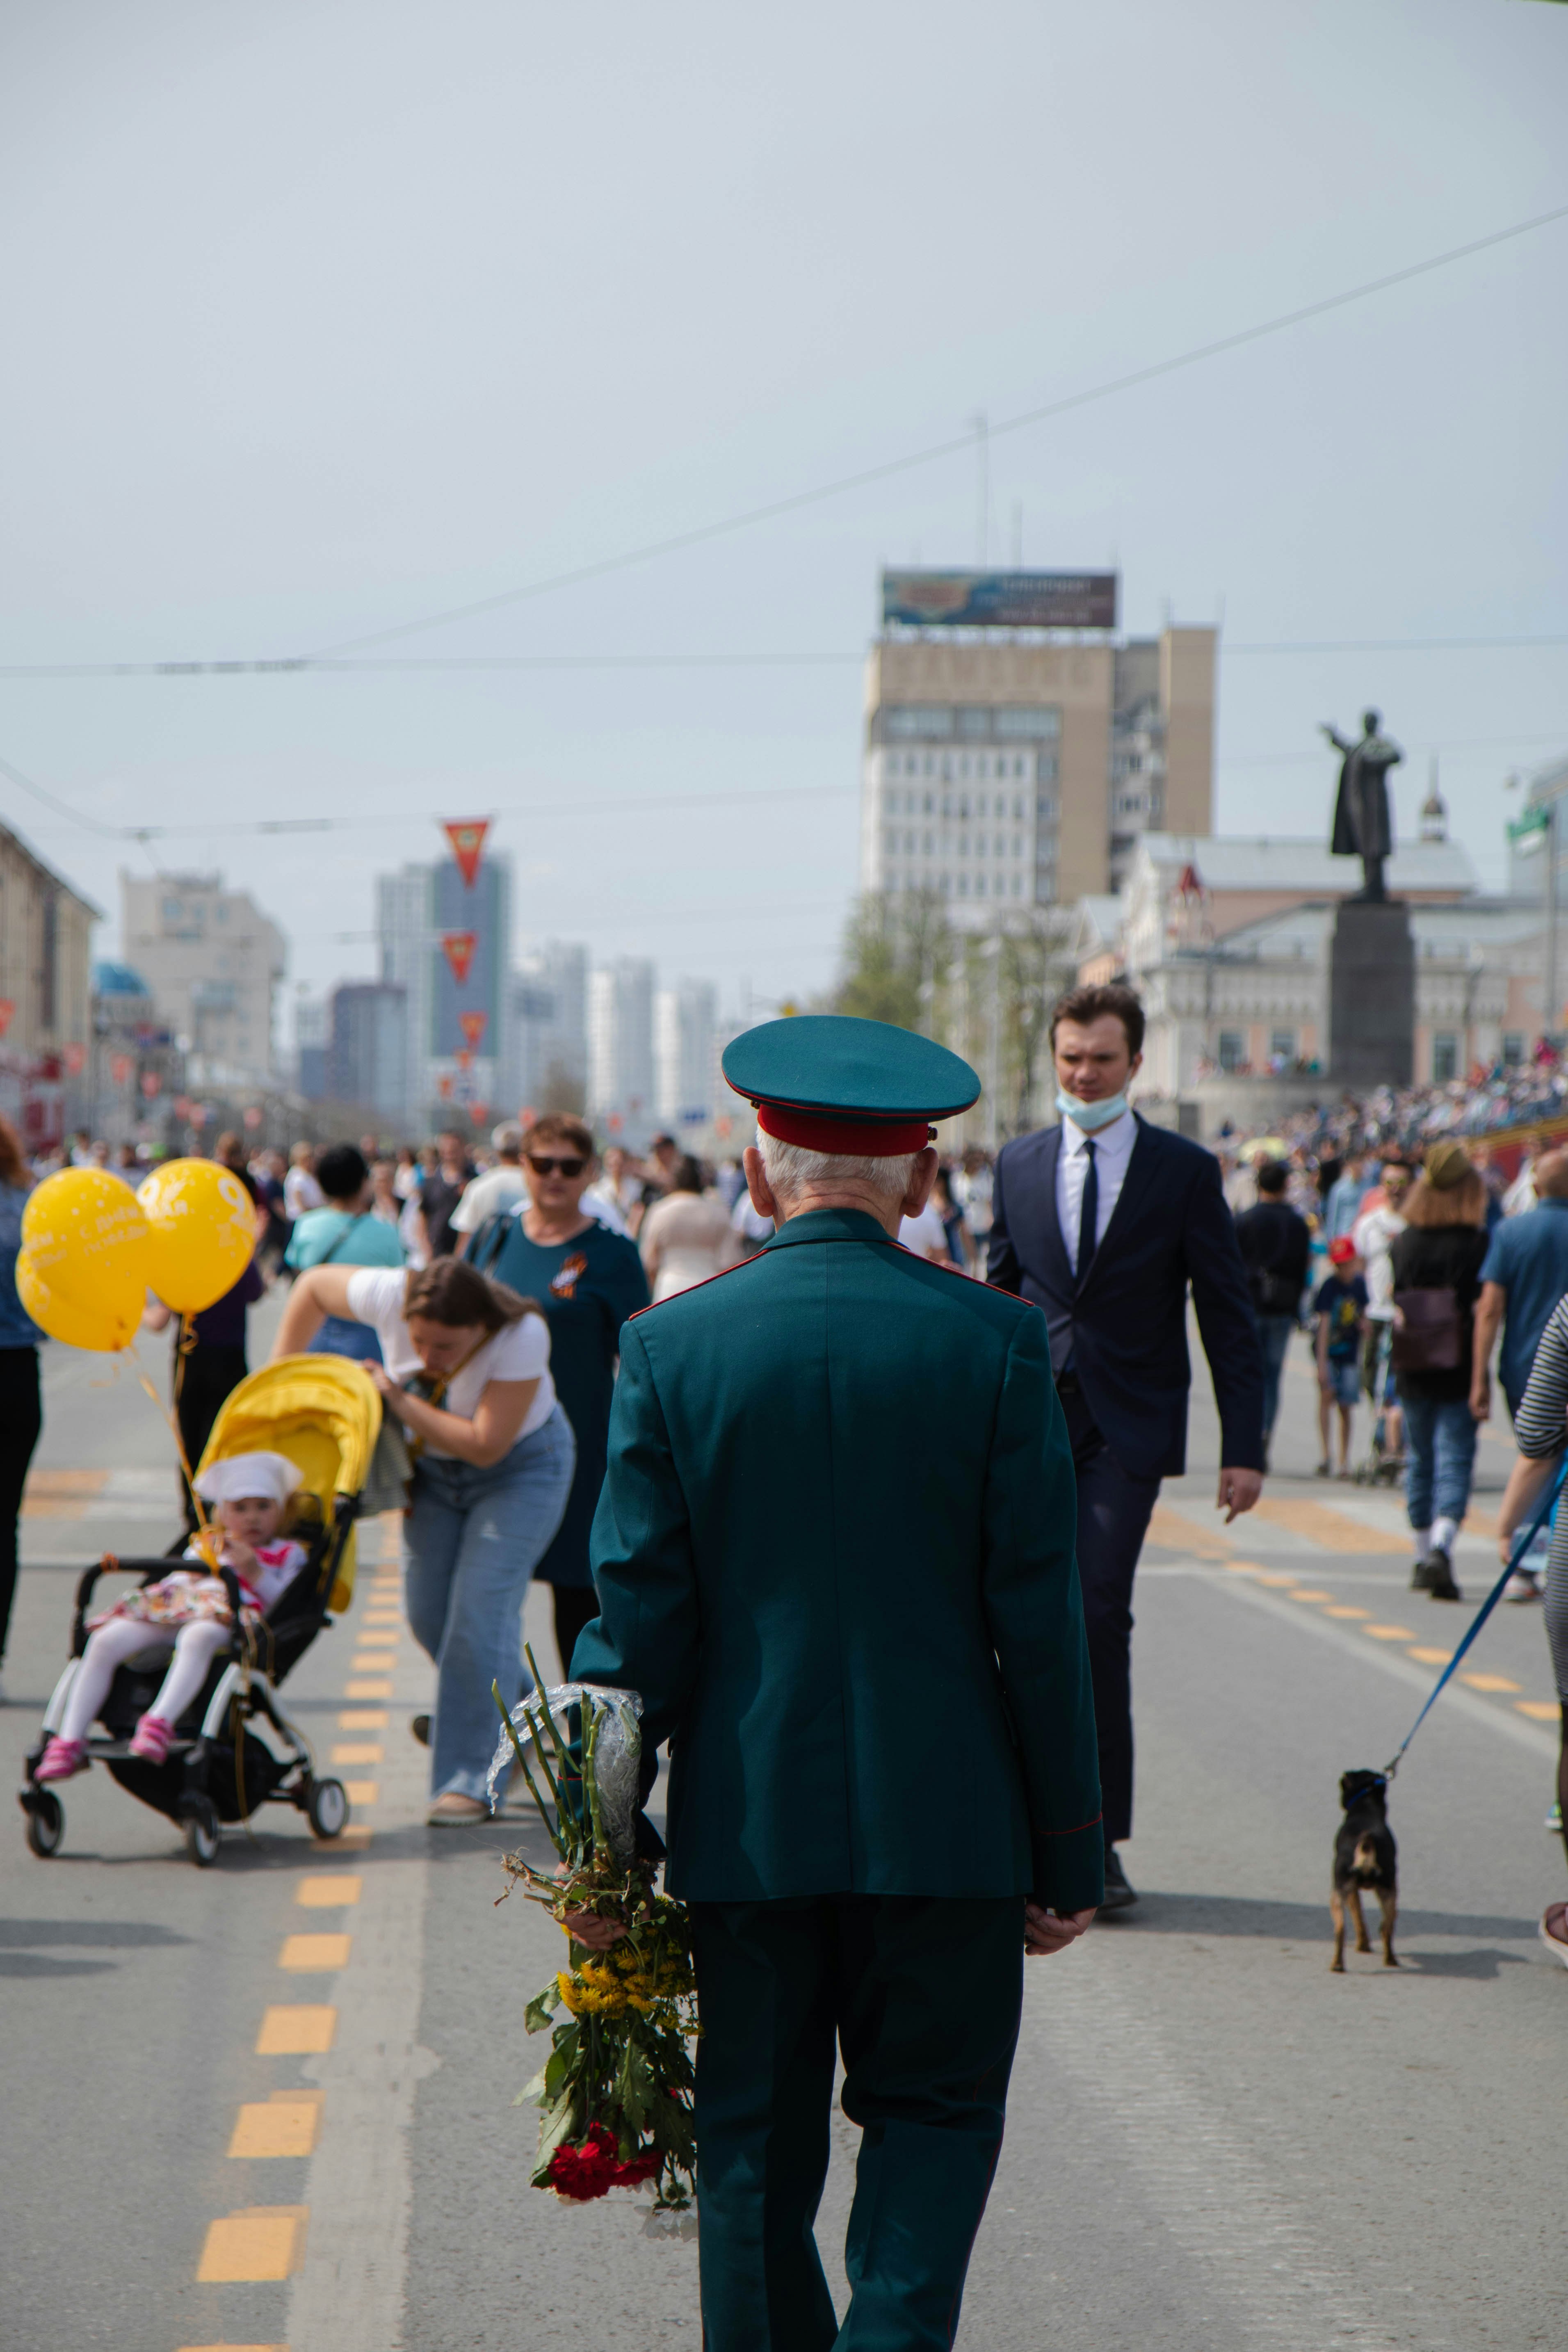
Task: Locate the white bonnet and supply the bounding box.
[194,1450,303,1510]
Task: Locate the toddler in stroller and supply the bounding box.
[19,1354,381,1866]
[37,1450,306,1779]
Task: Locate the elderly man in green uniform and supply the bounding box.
[569,1014,1102,2349]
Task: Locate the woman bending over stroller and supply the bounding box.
[37,1452,306,1780]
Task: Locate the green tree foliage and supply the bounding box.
[827,891,952,1033]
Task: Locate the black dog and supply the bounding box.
[1330,1769,1398,1973]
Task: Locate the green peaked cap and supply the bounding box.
[722,1014,980,1133]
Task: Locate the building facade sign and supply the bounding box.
[881,570,1118,631]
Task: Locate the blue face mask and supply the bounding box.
[1056,1088,1129,1134]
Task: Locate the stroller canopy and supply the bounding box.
[197,1355,382,1613]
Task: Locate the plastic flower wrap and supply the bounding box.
[492,1652,699,2224]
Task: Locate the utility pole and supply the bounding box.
[970,412,989,567]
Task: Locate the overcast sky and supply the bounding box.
[2,0,1564,1037]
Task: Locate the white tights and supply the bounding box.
[58,1615,230,1744]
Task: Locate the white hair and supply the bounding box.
[758,1127,919,1204]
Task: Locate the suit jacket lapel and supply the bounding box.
[1076,1116,1159,1301]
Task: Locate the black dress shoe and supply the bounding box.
[1424,1546,1462,1603]
[1100,1848,1138,1911]
[411,1713,431,1748]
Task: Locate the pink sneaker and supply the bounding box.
[36,1735,88,1783]
[128,1713,174,1764]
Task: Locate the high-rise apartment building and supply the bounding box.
[328,982,408,1118]
[121,870,284,1086]
[859,572,1215,925]
[377,851,512,1117]
[587,957,655,1142]
[509,940,589,1113]
[654,978,717,1131]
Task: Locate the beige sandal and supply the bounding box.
[426,1792,489,1825]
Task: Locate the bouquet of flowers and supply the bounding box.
[491,1650,698,2227]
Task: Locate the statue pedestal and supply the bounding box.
[1329,898,1415,1086]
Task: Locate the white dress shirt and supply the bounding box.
[1055,1106,1137,1267]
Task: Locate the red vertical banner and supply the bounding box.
[63,1043,87,1076]
[140,1071,162,1099]
[112,1053,133,1085]
[441,932,478,986]
[459,1010,488,1049]
[442,820,489,887]
[0,1000,14,1039]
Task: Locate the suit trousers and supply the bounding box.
[1064,1389,1162,1845]
[689,1892,1024,2352]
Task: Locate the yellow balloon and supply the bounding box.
[16,1246,143,1352]
[137,1157,257,1313]
[20,1168,150,1316]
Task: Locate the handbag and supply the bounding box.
[1390,1286,1462,1372]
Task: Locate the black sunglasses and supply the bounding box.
[526,1153,587,1178]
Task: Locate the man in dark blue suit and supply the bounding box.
[987,982,1265,1908]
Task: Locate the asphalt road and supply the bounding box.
[3,1302,1563,2351]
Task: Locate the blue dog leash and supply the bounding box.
[1381,1462,1565,1786]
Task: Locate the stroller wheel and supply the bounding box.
[23,1788,64,1858]
[179,1794,222,1868]
[306,1777,350,1841]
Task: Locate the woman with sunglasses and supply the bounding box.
[272,1255,574,1822]
[466,1114,649,1671]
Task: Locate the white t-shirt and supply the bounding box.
[899,1202,951,1260]
[344,1268,556,1454]
[285,1167,325,1218]
[450,1165,527,1233]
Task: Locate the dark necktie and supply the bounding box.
[1075,1139,1099,1286]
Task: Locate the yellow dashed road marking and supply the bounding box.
[354,1629,399,1646]
[338,1709,387,1728]
[1252,1497,1408,1554]
[196,2206,309,2281]
[1289,1589,1334,1603]
[343,1779,380,1805]
[1251,1571,1298,1588]
[296,1874,361,1908]
[334,1824,373,1849]
[1461,1672,1521,1693]
[1364,1624,1416,1641]
[1408,1647,1453,1665]
[1147,1504,1232,1560]
[256,2005,336,2054]
[278,1933,351,1971]
[345,1678,392,1699]
[1517,1700,1559,1721]
[351,1654,392,1674]
[331,1742,383,1765]
[1326,1605,1369,1619]
[228,2098,322,2160]
[178,2343,286,2350]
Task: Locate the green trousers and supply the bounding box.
[689,1893,1024,2351]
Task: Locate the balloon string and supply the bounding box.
[127,1338,215,1553]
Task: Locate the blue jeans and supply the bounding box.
[1253,1313,1295,1440]
[309,1315,384,1365]
[1401,1395,1478,1533]
[403,1404,575,1800]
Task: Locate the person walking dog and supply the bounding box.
[986,982,1265,1909]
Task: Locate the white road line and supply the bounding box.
[1180,1562,1557,1765]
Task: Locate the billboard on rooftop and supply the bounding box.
[881,569,1118,631]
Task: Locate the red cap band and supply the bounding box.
[755,1102,933,1156]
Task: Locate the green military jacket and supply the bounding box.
[574,1206,1104,1914]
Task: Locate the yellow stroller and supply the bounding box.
[22,1356,381,1867]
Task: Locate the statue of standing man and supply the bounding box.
[1322,710,1403,902]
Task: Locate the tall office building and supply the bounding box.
[121,870,285,1086]
[587,957,655,1142]
[377,851,513,1117]
[327,982,408,1119]
[654,978,717,1131]
[859,571,1215,924]
[509,940,589,1112]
